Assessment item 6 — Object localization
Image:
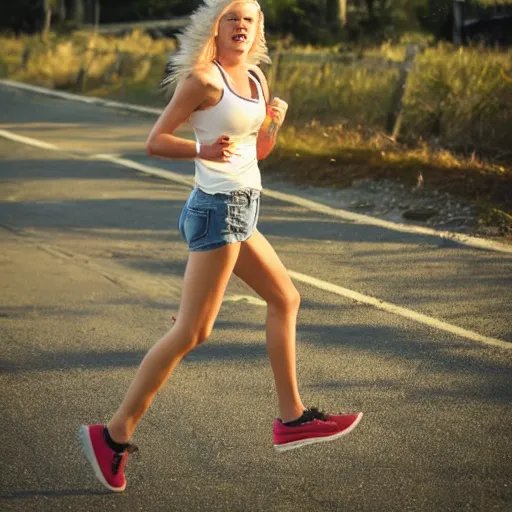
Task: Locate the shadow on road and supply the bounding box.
[299,322,512,405]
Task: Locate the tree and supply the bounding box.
[339,0,347,25]
[68,0,85,23]
[42,0,58,41]
[325,0,348,26]
[364,0,375,18]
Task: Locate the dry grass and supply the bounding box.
[1,31,175,91]
[404,43,512,153]
[261,122,512,222]
[270,42,512,155]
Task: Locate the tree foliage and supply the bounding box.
[2,0,511,45]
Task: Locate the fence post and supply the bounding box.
[76,66,86,92]
[386,44,418,141]
[21,47,31,69]
[115,49,126,77]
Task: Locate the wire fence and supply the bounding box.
[266,45,420,141]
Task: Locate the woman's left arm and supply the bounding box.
[250,66,288,161]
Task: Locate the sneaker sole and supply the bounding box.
[273,412,363,453]
[78,425,126,492]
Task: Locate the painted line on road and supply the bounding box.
[98,154,512,255]
[92,153,194,188]
[261,189,512,254]
[1,80,511,254]
[288,270,510,350]
[224,295,266,306]
[0,79,162,115]
[0,129,61,151]
[0,128,510,350]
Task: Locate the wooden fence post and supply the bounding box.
[75,47,96,93]
[115,49,126,76]
[21,47,31,69]
[386,44,418,141]
[76,66,86,92]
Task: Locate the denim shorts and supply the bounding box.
[178,187,261,252]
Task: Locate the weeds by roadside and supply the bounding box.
[260,122,512,236]
[0,30,175,92]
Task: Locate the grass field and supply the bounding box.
[1,31,510,229]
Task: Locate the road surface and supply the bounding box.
[1,84,511,511]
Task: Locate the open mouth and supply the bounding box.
[232,34,247,42]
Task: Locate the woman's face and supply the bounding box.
[216,2,260,57]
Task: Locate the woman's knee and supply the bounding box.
[268,286,301,315]
[194,324,213,346]
[172,321,213,352]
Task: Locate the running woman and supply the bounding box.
[79,0,362,493]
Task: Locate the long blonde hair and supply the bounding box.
[160,0,271,88]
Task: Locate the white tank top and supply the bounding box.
[188,61,266,194]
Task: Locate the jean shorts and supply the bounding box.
[178,186,261,252]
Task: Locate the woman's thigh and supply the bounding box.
[175,242,241,339]
[233,230,298,308]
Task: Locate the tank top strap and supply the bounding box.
[248,71,265,102]
[213,60,230,87]
[248,69,261,87]
[213,60,264,104]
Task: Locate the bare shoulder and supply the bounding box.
[248,64,270,101]
[171,63,222,103]
[191,62,223,90]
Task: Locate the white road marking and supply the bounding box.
[94,154,512,255]
[262,189,512,254]
[288,270,510,349]
[2,79,511,254]
[0,129,60,151]
[92,154,194,188]
[0,79,161,115]
[224,295,266,306]
[0,125,510,350]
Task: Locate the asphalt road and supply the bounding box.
[1,85,511,512]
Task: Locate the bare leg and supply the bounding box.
[233,230,305,423]
[108,243,241,443]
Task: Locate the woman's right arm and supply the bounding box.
[145,73,237,162]
[145,74,206,159]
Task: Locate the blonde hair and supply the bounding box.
[160,0,271,88]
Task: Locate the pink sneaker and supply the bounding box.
[273,408,363,452]
[79,424,138,492]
